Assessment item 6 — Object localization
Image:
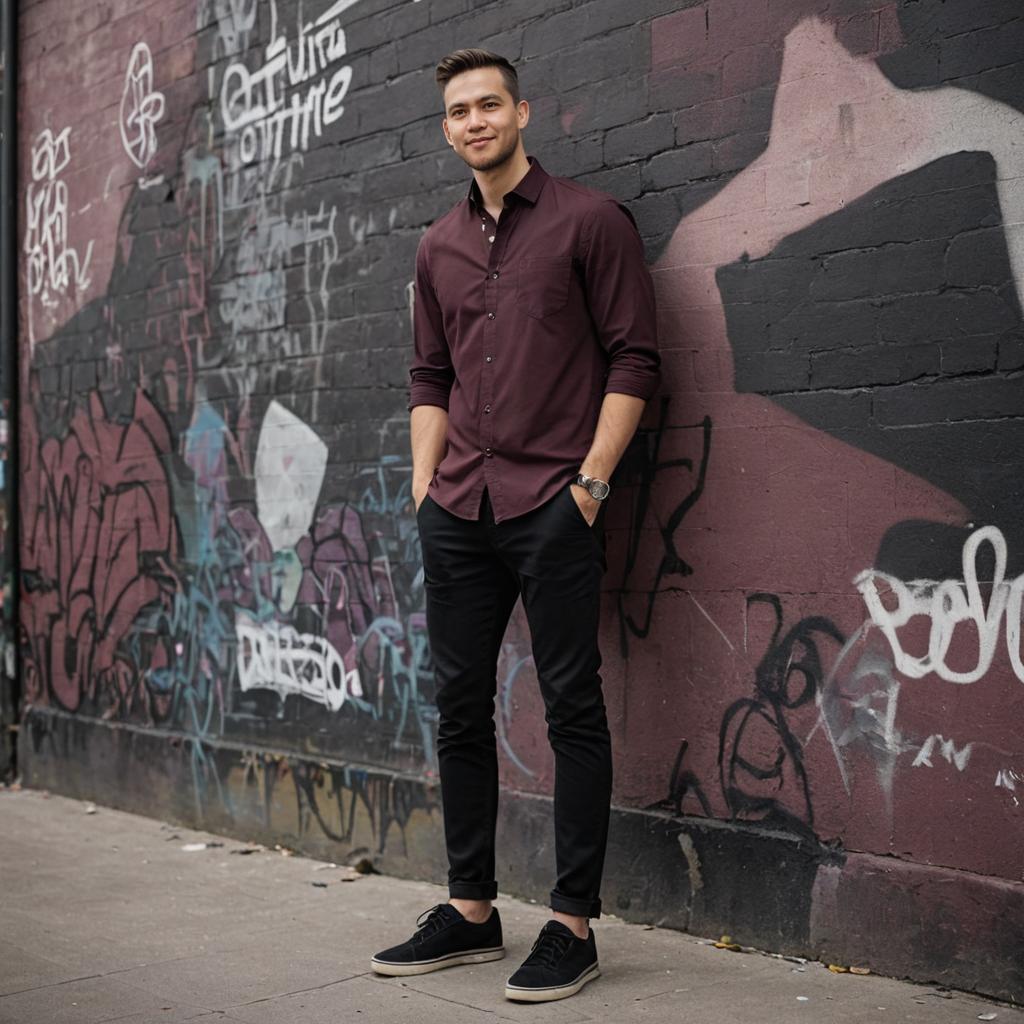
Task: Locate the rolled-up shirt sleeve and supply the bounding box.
[408,234,455,412]
[580,200,660,400]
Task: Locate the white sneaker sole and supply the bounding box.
[371,946,505,976]
[504,962,600,1002]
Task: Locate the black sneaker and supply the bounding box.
[504,920,600,1002]
[371,903,504,976]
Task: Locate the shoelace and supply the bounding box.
[412,904,456,943]
[523,928,573,970]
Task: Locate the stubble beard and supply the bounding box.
[461,130,519,173]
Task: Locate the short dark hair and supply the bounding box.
[435,48,520,105]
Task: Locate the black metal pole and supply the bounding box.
[0,0,19,783]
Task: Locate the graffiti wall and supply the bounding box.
[15,0,1024,1001]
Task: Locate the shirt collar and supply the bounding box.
[467,156,547,213]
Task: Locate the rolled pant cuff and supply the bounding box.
[550,892,602,919]
[449,881,498,901]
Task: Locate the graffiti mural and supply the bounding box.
[23,127,93,347]
[17,0,451,794]
[13,0,1024,998]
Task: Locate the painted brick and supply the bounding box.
[648,63,719,113]
[11,0,1024,1008]
[604,113,676,165]
[559,72,650,135]
[643,141,714,189]
[816,239,947,302]
[998,330,1024,372]
[874,375,1023,426]
[552,27,651,94]
[721,43,780,98]
[711,130,767,173]
[707,0,771,49]
[834,10,879,56]
[938,19,1024,80]
[578,163,644,201]
[939,335,999,376]
[650,3,707,69]
[945,226,1016,289]
[395,21,457,76]
[810,341,940,390]
[428,0,468,25]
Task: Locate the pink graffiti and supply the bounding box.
[21,389,176,711]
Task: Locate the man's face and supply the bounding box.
[442,66,529,173]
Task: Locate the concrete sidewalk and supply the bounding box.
[1,786,1019,1024]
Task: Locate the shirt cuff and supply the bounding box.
[604,369,660,402]
[408,382,452,412]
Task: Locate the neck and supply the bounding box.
[473,147,531,216]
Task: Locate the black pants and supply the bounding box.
[418,486,611,919]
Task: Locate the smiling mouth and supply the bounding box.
[467,137,494,147]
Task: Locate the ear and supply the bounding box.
[517,99,530,130]
[442,117,454,147]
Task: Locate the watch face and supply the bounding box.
[588,479,610,500]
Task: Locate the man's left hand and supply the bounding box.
[570,485,600,526]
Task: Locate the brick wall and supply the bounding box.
[14,0,1024,1001]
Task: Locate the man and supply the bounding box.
[370,48,659,1003]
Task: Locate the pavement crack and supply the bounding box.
[227,973,364,1007]
[0,972,106,997]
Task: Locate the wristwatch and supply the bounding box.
[574,473,611,501]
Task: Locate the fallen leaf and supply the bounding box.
[828,964,849,974]
[977,1014,998,1021]
[84,803,97,814]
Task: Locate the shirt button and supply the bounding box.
[484,405,491,413]
[487,312,495,319]
[485,355,493,362]
[492,272,499,279]
[484,448,493,457]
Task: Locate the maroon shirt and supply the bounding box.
[408,157,660,523]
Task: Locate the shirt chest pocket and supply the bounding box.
[517,256,572,319]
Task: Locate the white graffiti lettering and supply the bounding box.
[236,615,362,712]
[912,734,973,771]
[220,1,354,165]
[854,526,1024,684]
[120,42,166,169]
[23,127,94,345]
[995,769,1023,791]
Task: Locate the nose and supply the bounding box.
[467,106,487,131]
